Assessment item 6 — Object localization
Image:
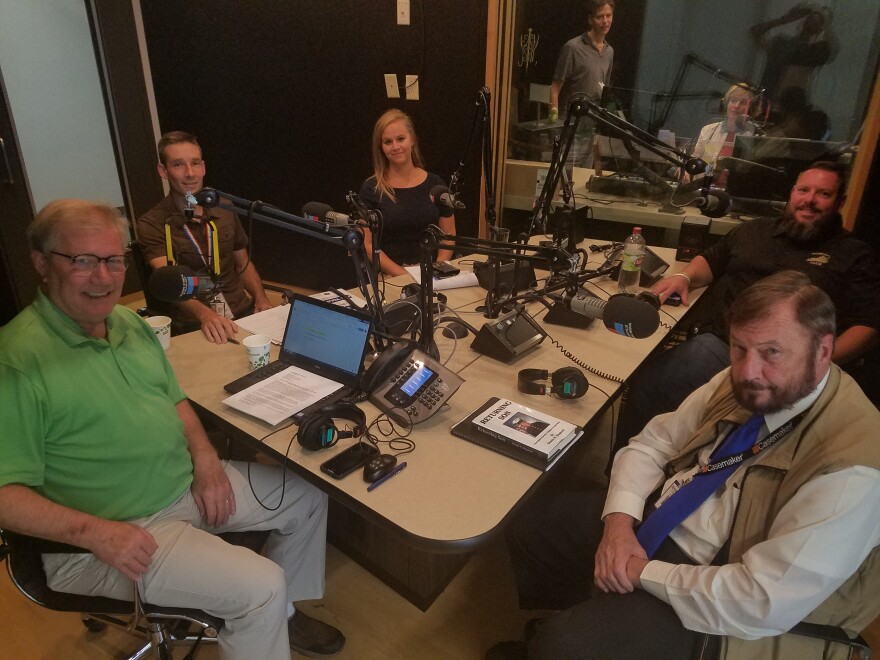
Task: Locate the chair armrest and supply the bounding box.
[262,283,295,305]
[1,529,88,554]
[790,621,871,655]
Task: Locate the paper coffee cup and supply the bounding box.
[242,334,271,371]
[146,315,172,350]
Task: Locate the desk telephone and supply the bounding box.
[362,343,464,425]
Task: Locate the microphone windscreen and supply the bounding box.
[602,294,660,338]
[302,201,333,221]
[148,265,195,302]
[194,188,219,208]
[429,185,450,203]
[702,188,732,219]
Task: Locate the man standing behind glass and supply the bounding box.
[548,0,614,167]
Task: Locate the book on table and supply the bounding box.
[450,397,583,470]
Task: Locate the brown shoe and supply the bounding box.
[287,610,345,657]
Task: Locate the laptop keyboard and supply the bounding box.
[224,360,290,394]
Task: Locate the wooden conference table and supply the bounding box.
[166,242,701,610]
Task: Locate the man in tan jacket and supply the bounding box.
[490,271,880,659]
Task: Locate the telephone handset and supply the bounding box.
[363,344,465,425]
[360,342,413,394]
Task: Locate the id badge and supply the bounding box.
[209,292,233,319]
[654,465,699,508]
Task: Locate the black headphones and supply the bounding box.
[517,367,588,400]
[297,403,367,451]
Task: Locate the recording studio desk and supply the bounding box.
[166,244,700,610]
[503,159,743,242]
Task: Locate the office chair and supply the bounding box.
[688,621,873,659]
[788,622,873,659]
[1,528,268,659]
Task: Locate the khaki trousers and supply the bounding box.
[43,460,328,659]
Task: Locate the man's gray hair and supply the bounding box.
[27,199,130,254]
[728,270,836,347]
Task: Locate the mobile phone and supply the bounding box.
[433,261,460,278]
[320,442,380,479]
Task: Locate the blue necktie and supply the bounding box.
[636,414,764,558]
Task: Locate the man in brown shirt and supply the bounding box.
[137,131,272,343]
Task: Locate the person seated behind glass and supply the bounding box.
[689,83,758,183]
[357,109,456,277]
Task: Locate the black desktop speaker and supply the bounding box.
[473,260,537,294]
[676,217,711,262]
[470,307,547,363]
[383,296,421,338]
[603,247,670,287]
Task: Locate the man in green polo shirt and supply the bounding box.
[0,199,344,659]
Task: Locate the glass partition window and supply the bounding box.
[505,1,879,174]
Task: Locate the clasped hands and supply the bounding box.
[594,512,650,594]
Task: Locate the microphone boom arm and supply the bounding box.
[416,227,621,356]
[578,97,706,175]
[196,187,390,348]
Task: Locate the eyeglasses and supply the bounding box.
[50,251,131,273]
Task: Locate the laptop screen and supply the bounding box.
[279,294,372,386]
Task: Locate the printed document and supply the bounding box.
[404,266,479,291]
[222,366,342,426]
[235,305,290,344]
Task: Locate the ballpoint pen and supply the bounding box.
[227,337,240,345]
[367,462,408,492]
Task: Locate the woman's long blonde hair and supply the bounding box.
[370,109,425,202]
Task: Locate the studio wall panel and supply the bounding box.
[140,1,488,290]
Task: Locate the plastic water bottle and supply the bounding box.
[618,227,646,293]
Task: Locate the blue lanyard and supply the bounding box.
[696,413,805,477]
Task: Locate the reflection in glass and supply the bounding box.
[501,0,879,226]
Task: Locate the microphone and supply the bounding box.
[430,185,466,211]
[346,191,380,224]
[148,265,215,302]
[563,291,660,338]
[691,187,731,219]
[193,187,220,208]
[183,191,199,221]
[301,202,353,227]
[683,157,709,177]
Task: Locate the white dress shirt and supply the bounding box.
[604,369,880,638]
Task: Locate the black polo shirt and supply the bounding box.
[693,215,880,338]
